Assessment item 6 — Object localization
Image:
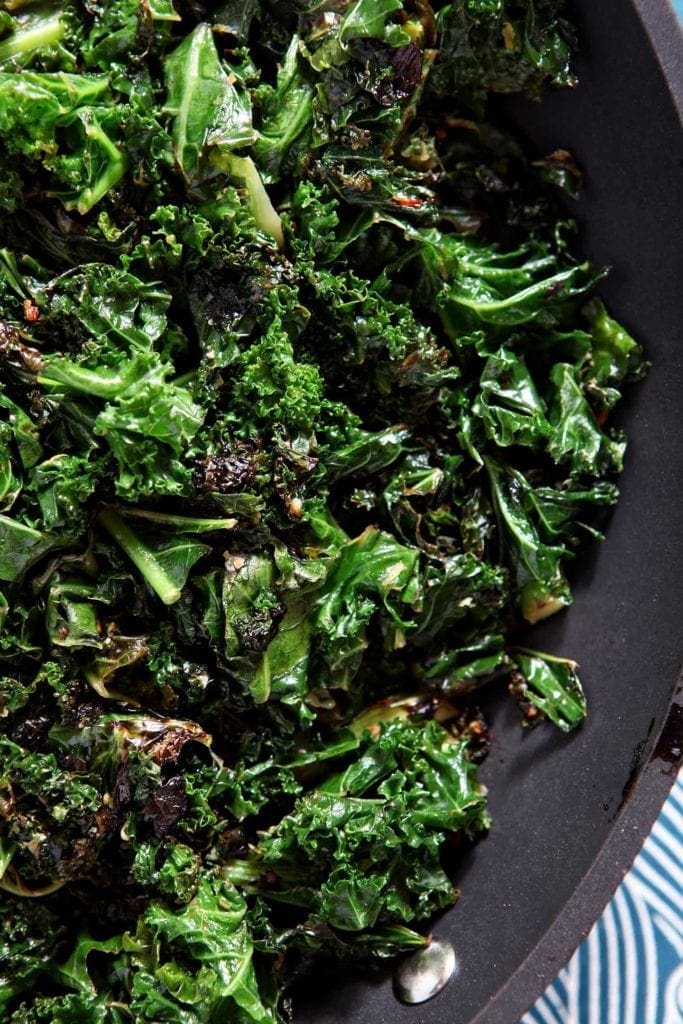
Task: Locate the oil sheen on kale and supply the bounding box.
[0,2,646,1021]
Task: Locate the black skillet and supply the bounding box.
[296,1,683,1021]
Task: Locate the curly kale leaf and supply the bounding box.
[0,898,66,1013]
[547,362,625,476]
[394,223,604,332]
[3,261,205,501]
[139,875,278,1024]
[473,345,551,448]
[511,649,586,732]
[81,0,180,70]
[211,523,420,707]
[231,288,324,434]
[0,735,102,890]
[164,23,256,182]
[431,0,575,110]
[236,719,488,930]
[314,526,420,688]
[0,8,81,72]
[0,71,128,213]
[484,456,571,622]
[253,37,314,183]
[0,71,110,160]
[99,509,211,606]
[300,0,411,73]
[582,298,648,403]
[163,23,283,244]
[0,516,58,582]
[2,878,277,1023]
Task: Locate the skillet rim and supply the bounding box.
[469,7,683,1019]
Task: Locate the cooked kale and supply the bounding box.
[0,1,645,1020]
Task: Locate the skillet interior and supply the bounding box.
[295,1,683,1021]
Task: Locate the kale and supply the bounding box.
[0,1,645,1020]
[231,719,489,930]
[430,0,576,111]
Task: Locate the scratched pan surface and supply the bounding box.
[295,1,683,1022]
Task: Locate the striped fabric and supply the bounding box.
[522,771,683,1024]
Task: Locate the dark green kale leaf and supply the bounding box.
[510,649,586,731]
[164,23,256,182]
[547,361,625,476]
[230,719,489,930]
[0,71,129,213]
[430,0,575,111]
[313,525,420,689]
[0,7,82,72]
[391,222,604,333]
[81,0,180,70]
[0,516,58,583]
[299,0,411,73]
[0,898,66,1014]
[484,456,571,622]
[138,874,278,1023]
[164,22,283,244]
[253,38,315,182]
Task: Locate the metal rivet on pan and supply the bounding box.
[393,938,457,1004]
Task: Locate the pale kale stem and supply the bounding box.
[113,507,238,532]
[0,13,65,62]
[72,123,129,214]
[38,357,145,398]
[98,508,181,605]
[228,155,285,248]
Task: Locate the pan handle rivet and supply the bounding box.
[394,938,457,1004]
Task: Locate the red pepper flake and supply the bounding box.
[391,195,424,209]
[23,300,40,323]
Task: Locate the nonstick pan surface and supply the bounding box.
[296,1,683,1021]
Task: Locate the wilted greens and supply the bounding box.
[0,1,645,1020]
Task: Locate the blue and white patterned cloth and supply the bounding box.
[522,771,683,1024]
